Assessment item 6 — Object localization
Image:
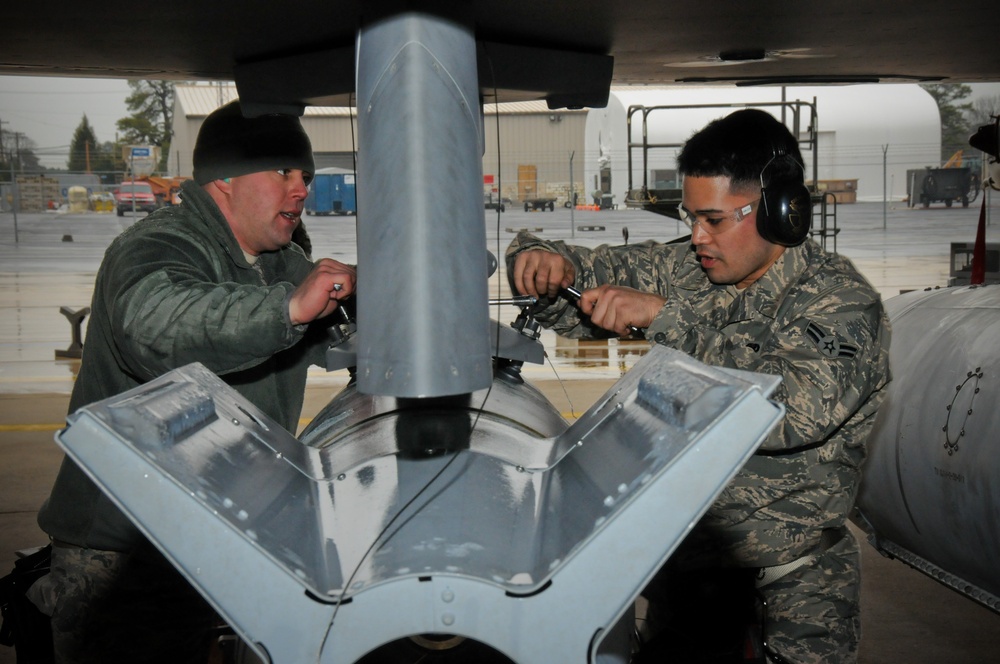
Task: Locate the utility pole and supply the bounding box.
[13,131,22,242]
[1,118,20,242]
[8,155,15,243]
[13,131,21,173]
[882,145,888,230]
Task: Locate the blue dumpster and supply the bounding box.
[306,167,357,215]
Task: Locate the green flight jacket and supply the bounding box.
[39,181,330,551]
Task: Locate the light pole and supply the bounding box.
[130,148,136,216]
[8,152,17,243]
[569,151,576,239]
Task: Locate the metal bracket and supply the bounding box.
[54,306,90,359]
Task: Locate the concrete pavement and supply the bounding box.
[2,197,1000,662]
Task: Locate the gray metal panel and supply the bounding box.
[324,319,544,373]
[857,285,1000,610]
[355,13,492,398]
[54,371,337,663]
[55,345,782,663]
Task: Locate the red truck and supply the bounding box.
[115,180,160,216]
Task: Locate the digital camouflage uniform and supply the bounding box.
[506,232,891,663]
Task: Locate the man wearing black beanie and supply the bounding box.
[27,100,356,663]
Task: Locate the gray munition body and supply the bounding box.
[55,345,782,662]
[855,285,1000,613]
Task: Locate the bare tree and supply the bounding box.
[0,129,42,176]
[967,95,1000,128]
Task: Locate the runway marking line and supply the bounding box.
[0,423,64,432]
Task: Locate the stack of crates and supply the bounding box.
[810,179,857,204]
[15,176,61,212]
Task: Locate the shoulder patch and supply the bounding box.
[805,321,858,359]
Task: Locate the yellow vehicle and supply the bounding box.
[89,191,116,213]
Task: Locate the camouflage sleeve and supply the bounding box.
[646,277,890,453]
[505,232,678,339]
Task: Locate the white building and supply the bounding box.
[168,84,360,177]
[585,85,942,203]
[168,83,587,206]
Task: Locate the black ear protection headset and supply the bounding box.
[757,148,812,246]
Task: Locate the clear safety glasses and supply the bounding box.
[677,198,760,236]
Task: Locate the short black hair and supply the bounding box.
[677,108,805,193]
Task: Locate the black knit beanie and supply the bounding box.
[192,100,314,184]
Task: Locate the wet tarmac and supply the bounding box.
[2,197,1000,662]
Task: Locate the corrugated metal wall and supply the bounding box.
[170,85,587,204]
[482,111,586,205]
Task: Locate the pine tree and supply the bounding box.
[68,115,101,172]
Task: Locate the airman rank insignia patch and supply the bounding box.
[806,322,857,359]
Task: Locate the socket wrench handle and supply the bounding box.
[561,286,642,336]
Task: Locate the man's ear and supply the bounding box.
[215,177,232,193]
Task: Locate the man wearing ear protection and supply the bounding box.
[27,100,356,663]
[507,109,890,663]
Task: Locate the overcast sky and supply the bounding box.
[0,76,133,168]
[2,75,999,170]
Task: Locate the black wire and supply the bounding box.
[485,44,504,359]
[349,91,359,234]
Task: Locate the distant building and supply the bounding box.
[586,85,942,204]
[53,173,105,196]
[0,172,105,211]
[168,83,587,206]
[170,83,943,207]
